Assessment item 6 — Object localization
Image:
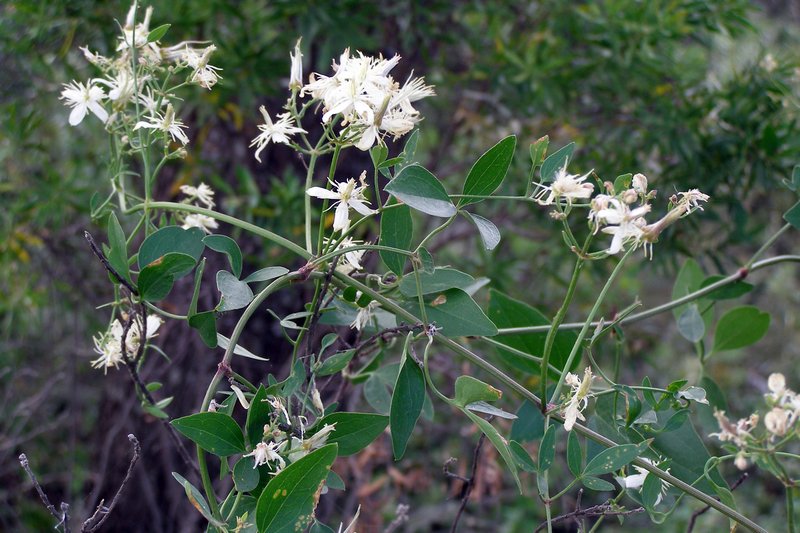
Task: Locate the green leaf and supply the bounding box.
[189,311,217,348]
[529,135,549,169]
[583,443,647,476]
[465,401,516,419]
[138,226,205,274]
[613,173,632,194]
[462,212,501,251]
[396,129,419,171]
[312,412,389,456]
[203,235,243,278]
[641,471,663,509]
[379,200,413,276]
[315,350,355,377]
[463,410,522,492]
[216,270,254,312]
[171,412,245,456]
[402,288,497,338]
[147,23,171,43]
[418,247,434,273]
[173,472,224,526]
[487,290,578,373]
[369,144,388,168]
[107,212,130,283]
[538,425,556,473]
[712,306,770,352]
[510,400,544,442]
[699,275,753,300]
[364,373,392,415]
[137,252,196,301]
[255,444,338,533]
[399,267,475,297]
[390,355,425,460]
[540,142,575,182]
[567,431,583,477]
[454,375,502,407]
[384,164,456,217]
[217,334,269,361]
[677,304,705,343]
[460,135,516,206]
[581,476,615,492]
[671,259,705,321]
[245,385,271,447]
[509,440,537,472]
[243,266,289,284]
[188,258,206,317]
[233,456,260,492]
[784,200,800,229]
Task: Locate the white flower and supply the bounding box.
[590,198,651,255]
[80,47,111,67]
[302,49,433,150]
[134,103,190,145]
[250,107,306,162]
[288,423,337,463]
[324,236,367,274]
[181,45,222,90]
[306,171,376,232]
[534,166,594,206]
[289,38,303,90]
[562,367,594,431]
[182,213,218,233]
[180,183,216,208]
[61,80,108,126]
[91,315,163,372]
[311,388,324,412]
[97,68,146,105]
[632,173,648,195]
[351,300,379,331]
[764,407,793,437]
[709,409,758,447]
[761,54,778,73]
[244,441,285,471]
[767,373,787,403]
[117,4,157,55]
[137,87,165,115]
[734,452,748,471]
[620,458,670,505]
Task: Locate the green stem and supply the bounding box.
[789,486,796,533]
[540,248,585,407]
[416,214,457,251]
[196,445,220,519]
[311,244,416,266]
[746,222,791,268]
[315,144,342,255]
[126,202,310,259]
[497,255,800,336]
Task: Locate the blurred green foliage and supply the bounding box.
[2,0,799,531]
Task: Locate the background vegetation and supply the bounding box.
[2,0,799,530]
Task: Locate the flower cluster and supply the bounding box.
[307,171,377,233]
[562,367,594,431]
[710,373,800,470]
[92,315,163,372]
[250,44,434,159]
[242,396,338,475]
[61,3,220,143]
[179,182,219,233]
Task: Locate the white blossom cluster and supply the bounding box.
[179,182,219,234]
[535,168,709,257]
[710,373,800,470]
[60,3,221,146]
[92,315,163,372]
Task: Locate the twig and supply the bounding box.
[384,504,410,533]
[18,453,64,528]
[450,432,487,533]
[304,256,340,357]
[84,231,138,295]
[351,324,422,356]
[81,434,141,532]
[686,473,749,533]
[534,503,645,532]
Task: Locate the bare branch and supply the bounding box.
[534,502,645,532]
[81,434,142,532]
[449,432,487,533]
[19,453,62,525]
[84,231,138,295]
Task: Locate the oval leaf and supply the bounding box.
[540,142,575,182]
[203,235,243,278]
[137,252,196,301]
[107,212,130,283]
[390,355,425,460]
[454,375,502,407]
[581,476,615,492]
[244,266,289,284]
[138,225,205,273]
[312,412,388,456]
[712,306,770,353]
[171,412,245,456]
[537,425,556,473]
[233,456,260,493]
[463,212,501,251]
[460,135,516,206]
[384,165,456,217]
[583,443,647,476]
[188,311,218,348]
[402,288,497,338]
[216,270,255,312]
[677,304,705,343]
[379,200,413,276]
[464,410,522,492]
[399,267,475,297]
[315,350,355,377]
[255,444,338,533]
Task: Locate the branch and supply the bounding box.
[449,432,487,533]
[534,502,645,532]
[81,434,141,532]
[686,473,749,533]
[19,453,69,531]
[84,231,138,295]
